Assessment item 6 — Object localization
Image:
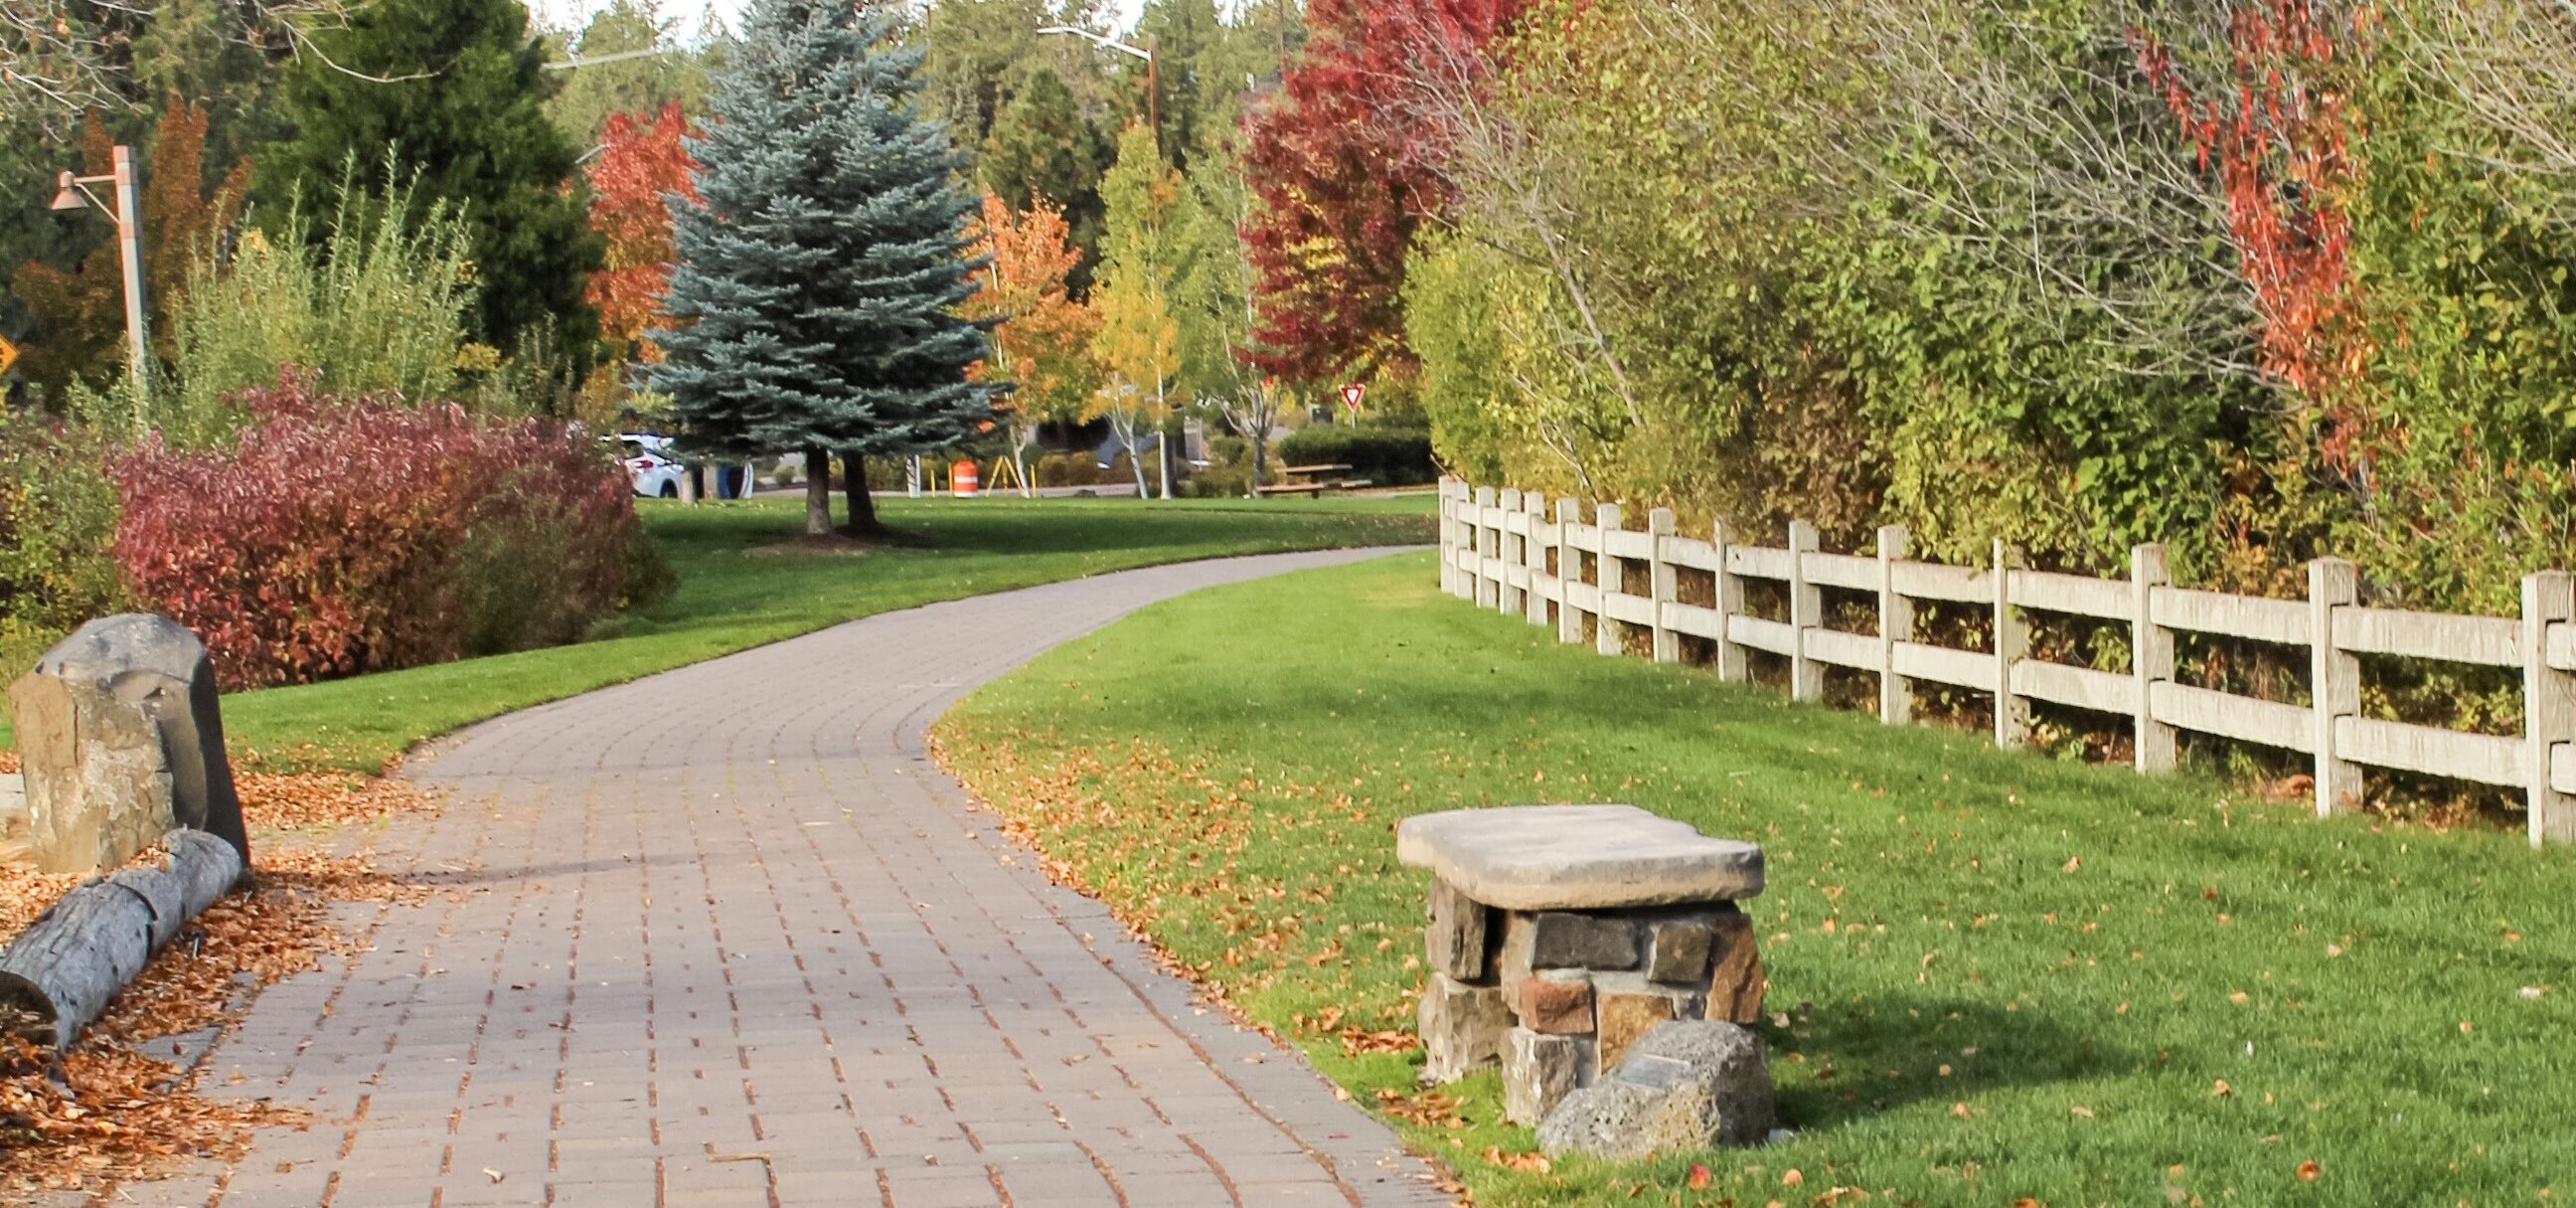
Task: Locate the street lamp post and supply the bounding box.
[50,145,149,418]
[1036,25,1159,147]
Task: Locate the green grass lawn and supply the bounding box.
[934,551,2576,1207]
[0,493,1429,773]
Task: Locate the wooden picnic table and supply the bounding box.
[1254,462,1365,497]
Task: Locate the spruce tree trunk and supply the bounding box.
[804,445,833,536]
[841,451,883,536]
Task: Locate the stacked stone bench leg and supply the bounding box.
[1397,804,1770,1127]
[1419,880,1765,1122]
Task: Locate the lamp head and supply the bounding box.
[49,171,83,212]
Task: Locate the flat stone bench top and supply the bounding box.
[1395,804,1763,911]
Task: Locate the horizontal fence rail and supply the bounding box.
[1435,479,2576,848]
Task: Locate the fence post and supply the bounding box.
[1596,503,1626,656]
[1498,487,1524,617]
[1788,520,1822,702]
[2522,572,2575,846]
[1713,518,1746,682]
[2308,558,2360,816]
[1993,539,2027,750]
[1649,508,1679,664]
[1525,491,1551,626]
[1453,481,1477,602]
[1475,486,1500,609]
[1432,478,1452,595]
[1876,525,1912,724]
[2131,544,2175,773]
[1557,497,1584,646]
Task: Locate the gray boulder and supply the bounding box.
[8,614,248,874]
[1534,1020,1772,1159]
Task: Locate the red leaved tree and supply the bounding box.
[1238,0,1524,385]
[585,101,699,358]
[2135,2,2374,473]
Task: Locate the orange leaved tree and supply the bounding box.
[585,101,699,360]
[963,191,1100,496]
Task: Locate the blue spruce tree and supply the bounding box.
[651,0,1001,536]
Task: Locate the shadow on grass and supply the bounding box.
[1769,994,2127,1132]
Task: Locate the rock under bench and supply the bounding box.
[1396,804,1768,1124]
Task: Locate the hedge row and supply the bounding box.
[1278,425,1436,486]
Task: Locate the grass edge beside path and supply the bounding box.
[0,494,1432,774]
[933,551,2576,1208]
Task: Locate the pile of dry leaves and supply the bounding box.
[0,764,444,1195]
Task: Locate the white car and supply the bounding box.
[617,433,687,498]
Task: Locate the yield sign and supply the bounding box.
[1339,382,1365,412]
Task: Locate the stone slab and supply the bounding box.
[1535,1021,1773,1159]
[1646,920,1712,983]
[1527,912,1638,970]
[1395,805,1763,910]
[1418,973,1511,1084]
[1425,877,1490,981]
[1503,1028,1585,1124]
[1595,992,1677,1070]
[1517,975,1594,1035]
[1707,912,1766,1025]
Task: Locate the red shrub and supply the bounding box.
[108,370,644,688]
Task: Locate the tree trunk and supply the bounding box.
[1251,414,1269,496]
[1156,386,1175,500]
[841,450,883,537]
[804,445,833,536]
[0,829,243,1049]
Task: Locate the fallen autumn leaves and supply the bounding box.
[0,754,444,1196]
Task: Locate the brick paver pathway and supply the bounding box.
[122,550,1446,1208]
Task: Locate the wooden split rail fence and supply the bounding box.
[1436,478,2576,848]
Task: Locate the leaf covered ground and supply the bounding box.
[933,551,2576,1208]
[0,761,442,1196]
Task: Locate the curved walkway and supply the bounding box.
[130,550,1445,1208]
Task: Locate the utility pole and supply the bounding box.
[50,145,148,423]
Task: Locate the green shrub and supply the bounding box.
[1034,451,1113,487]
[1278,425,1435,485]
[1180,433,1254,497]
[0,416,126,672]
[168,166,475,442]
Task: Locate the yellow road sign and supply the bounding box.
[0,336,16,377]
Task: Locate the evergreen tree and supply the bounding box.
[1127,0,1219,170]
[543,0,721,144]
[651,0,1000,537]
[978,67,1106,287]
[918,0,1051,146]
[262,0,601,361]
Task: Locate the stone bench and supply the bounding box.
[1397,804,1768,1124]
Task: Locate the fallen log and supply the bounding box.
[0,828,244,1049]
